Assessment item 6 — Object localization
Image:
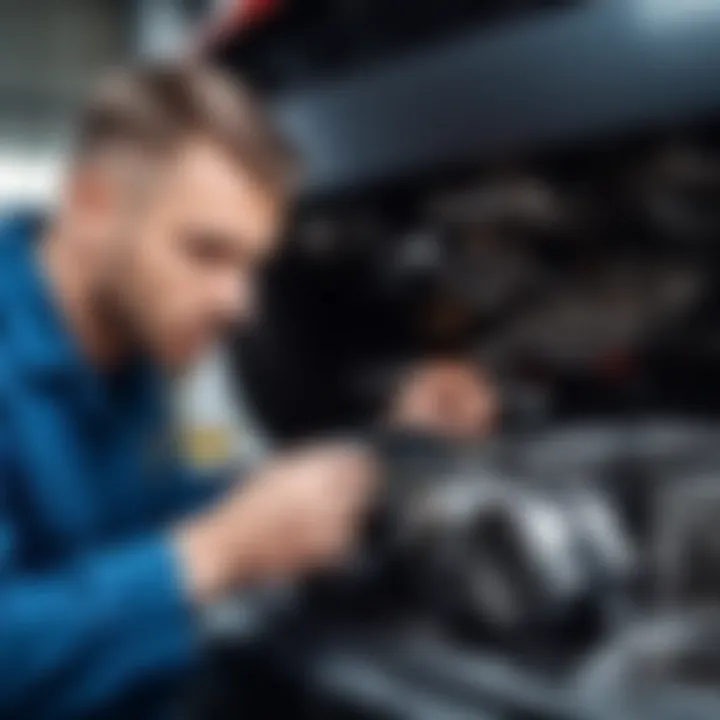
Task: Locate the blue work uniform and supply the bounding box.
[0,215,224,718]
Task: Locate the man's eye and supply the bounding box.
[184,234,230,264]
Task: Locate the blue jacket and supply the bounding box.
[0,216,222,718]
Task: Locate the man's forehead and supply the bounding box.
[165,138,282,239]
[172,140,255,201]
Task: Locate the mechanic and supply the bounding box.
[0,62,377,719]
[385,357,500,441]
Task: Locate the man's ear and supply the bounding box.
[69,161,117,220]
[65,157,134,256]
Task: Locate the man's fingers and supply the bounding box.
[324,446,380,502]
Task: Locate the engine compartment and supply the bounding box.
[234,127,720,439]
[200,424,720,719]
[209,4,720,717]
[215,128,720,720]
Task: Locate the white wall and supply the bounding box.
[0,147,64,210]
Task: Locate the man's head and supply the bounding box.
[58,62,296,369]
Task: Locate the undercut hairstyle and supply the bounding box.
[75,61,298,198]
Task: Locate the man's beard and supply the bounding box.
[89,278,148,362]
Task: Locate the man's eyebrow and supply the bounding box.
[186,226,256,261]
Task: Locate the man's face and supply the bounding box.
[85,139,284,368]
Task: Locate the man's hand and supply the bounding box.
[174,443,377,604]
[388,360,499,442]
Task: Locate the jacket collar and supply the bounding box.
[0,213,162,419]
[0,213,82,381]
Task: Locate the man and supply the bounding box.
[386,358,500,442]
[0,63,376,718]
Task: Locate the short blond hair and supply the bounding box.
[76,61,298,197]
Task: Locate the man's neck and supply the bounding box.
[40,229,128,369]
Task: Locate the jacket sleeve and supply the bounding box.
[0,511,201,717]
[149,462,232,526]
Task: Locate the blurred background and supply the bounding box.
[2,1,720,718]
[0,0,191,208]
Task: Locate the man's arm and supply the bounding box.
[0,522,199,718]
[149,461,231,524]
[0,443,376,717]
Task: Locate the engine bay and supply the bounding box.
[209,3,720,717]
[202,422,720,719]
[216,129,720,720]
[234,127,720,439]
